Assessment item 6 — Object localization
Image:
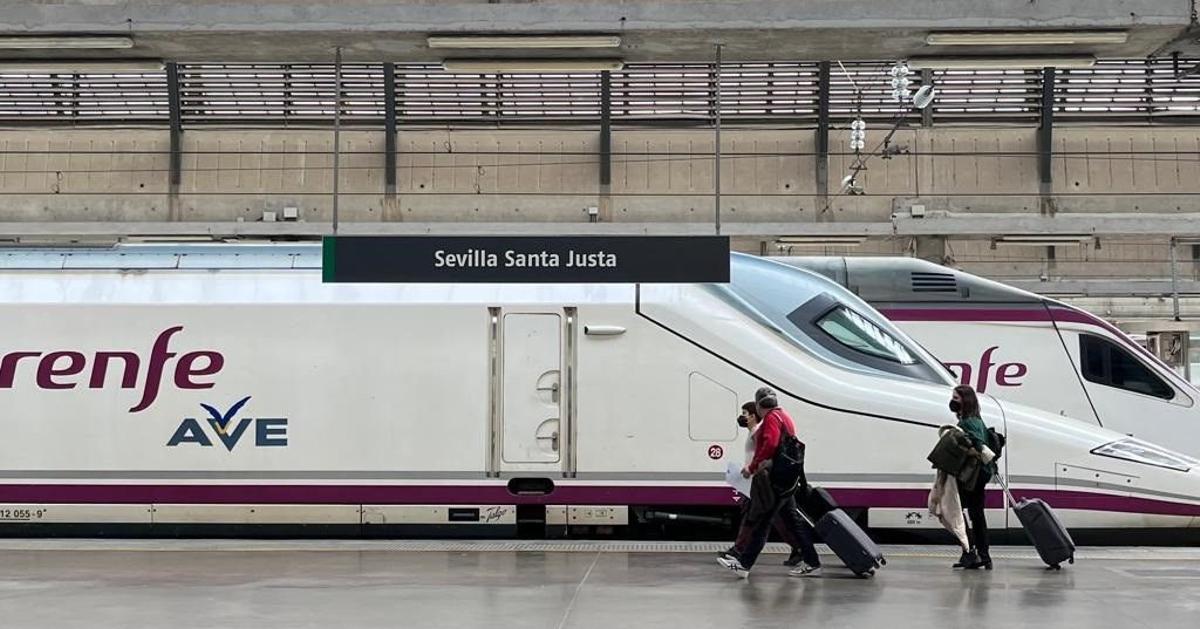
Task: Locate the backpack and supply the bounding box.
[768,414,807,494]
[987,427,1006,461]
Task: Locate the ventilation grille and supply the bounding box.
[910,271,958,293]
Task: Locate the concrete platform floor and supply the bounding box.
[1,540,1199,629]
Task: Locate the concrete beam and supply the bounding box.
[893,212,1200,237]
[0,221,889,240]
[6,212,1200,241]
[0,1,1187,62]
[1003,278,1200,297]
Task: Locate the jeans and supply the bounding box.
[958,470,992,560]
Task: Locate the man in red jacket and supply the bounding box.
[718,387,821,578]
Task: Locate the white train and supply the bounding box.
[780,257,1200,459]
[0,245,1198,540]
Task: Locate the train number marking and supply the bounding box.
[707,445,724,460]
[0,508,47,522]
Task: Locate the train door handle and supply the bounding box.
[537,430,560,452]
[537,381,560,404]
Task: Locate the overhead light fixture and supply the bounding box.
[0,35,135,49]
[907,55,1095,70]
[442,59,624,73]
[0,35,132,49]
[124,235,218,243]
[775,236,867,247]
[428,35,621,49]
[0,59,164,72]
[992,235,1095,247]
[926,31,1128,46]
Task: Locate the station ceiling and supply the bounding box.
[0,0,1194,64]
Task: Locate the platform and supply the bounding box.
[0,540,1198,628]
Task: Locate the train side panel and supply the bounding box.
[0,302,490,474]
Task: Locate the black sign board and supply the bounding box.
[322,236,730,283]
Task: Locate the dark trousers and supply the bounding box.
[734,472,820,570]
[732,497,808,552]
[958,471,992,560]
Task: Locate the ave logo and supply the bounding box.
[166,396,288,450]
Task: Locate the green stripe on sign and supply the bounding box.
[321,236,336,282]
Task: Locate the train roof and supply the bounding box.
[771,256,1044,305]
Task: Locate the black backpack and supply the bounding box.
[769,416,807,494]
[987,427,1006,461]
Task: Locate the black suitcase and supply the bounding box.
[999,474,1075,569]
[801,485,839,520]
[814,508,886,577]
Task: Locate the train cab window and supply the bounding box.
[718,254,952,385]
[816,306,917,364]
[1079,334,1174,400]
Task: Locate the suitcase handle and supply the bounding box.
[994,471,1019,511]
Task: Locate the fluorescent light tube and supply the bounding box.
[0,59,164,72]
[429,35,621,49]
[993,235,1093,247]
[0,35,135,50]
[926,31,1128,46]
[442,58,624,73]
[907,56,1095,70]
[776,236,866,246]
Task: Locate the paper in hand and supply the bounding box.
[725,460,752,498]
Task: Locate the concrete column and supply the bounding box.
[913,235,947,264]
[598,71,612,222]
[815,61,831,221]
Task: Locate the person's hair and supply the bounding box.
[953,384,981,418]
[755,386,779,410]
[741,401,760,419]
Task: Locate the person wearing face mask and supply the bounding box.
[718,402,811,569]
[949,384,997,570]
[718,388,821,579]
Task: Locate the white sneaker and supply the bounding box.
[717,555,750,579]
[788,563,823,578]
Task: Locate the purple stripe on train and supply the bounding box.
[1,484,1198,517]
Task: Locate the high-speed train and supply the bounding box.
[0,245,1198,540]
[780,257,1200,460]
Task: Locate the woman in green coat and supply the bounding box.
[950,384,996,570]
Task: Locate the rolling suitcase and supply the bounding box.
[801,485,839,520]
[998,473,1075,569]
[814,508,886,577]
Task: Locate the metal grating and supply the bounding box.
[180,63,385,125]
[0,70,168,123]
[397,63,601,121]
[1,60,1200,127]
[929,68,1040,123]
[828,61,918,122]
[614,62,819,121]
[1055,58,1200,122]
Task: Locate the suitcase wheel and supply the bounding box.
[1047,564,1062,571]
[1068,557,1075,565]
[879,558,887,567]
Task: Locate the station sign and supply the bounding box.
[322,235,730,283]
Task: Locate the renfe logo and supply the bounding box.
[0,326,224,413]
[943,346,1028,394]
[167,396,288,450]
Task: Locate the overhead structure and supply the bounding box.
[0,0,1190,62]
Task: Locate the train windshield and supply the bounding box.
[816,306,917,364]
[718,254,953,384]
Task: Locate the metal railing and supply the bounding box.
[2,59,1200,126]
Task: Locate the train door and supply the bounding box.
[497,311,567,473]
